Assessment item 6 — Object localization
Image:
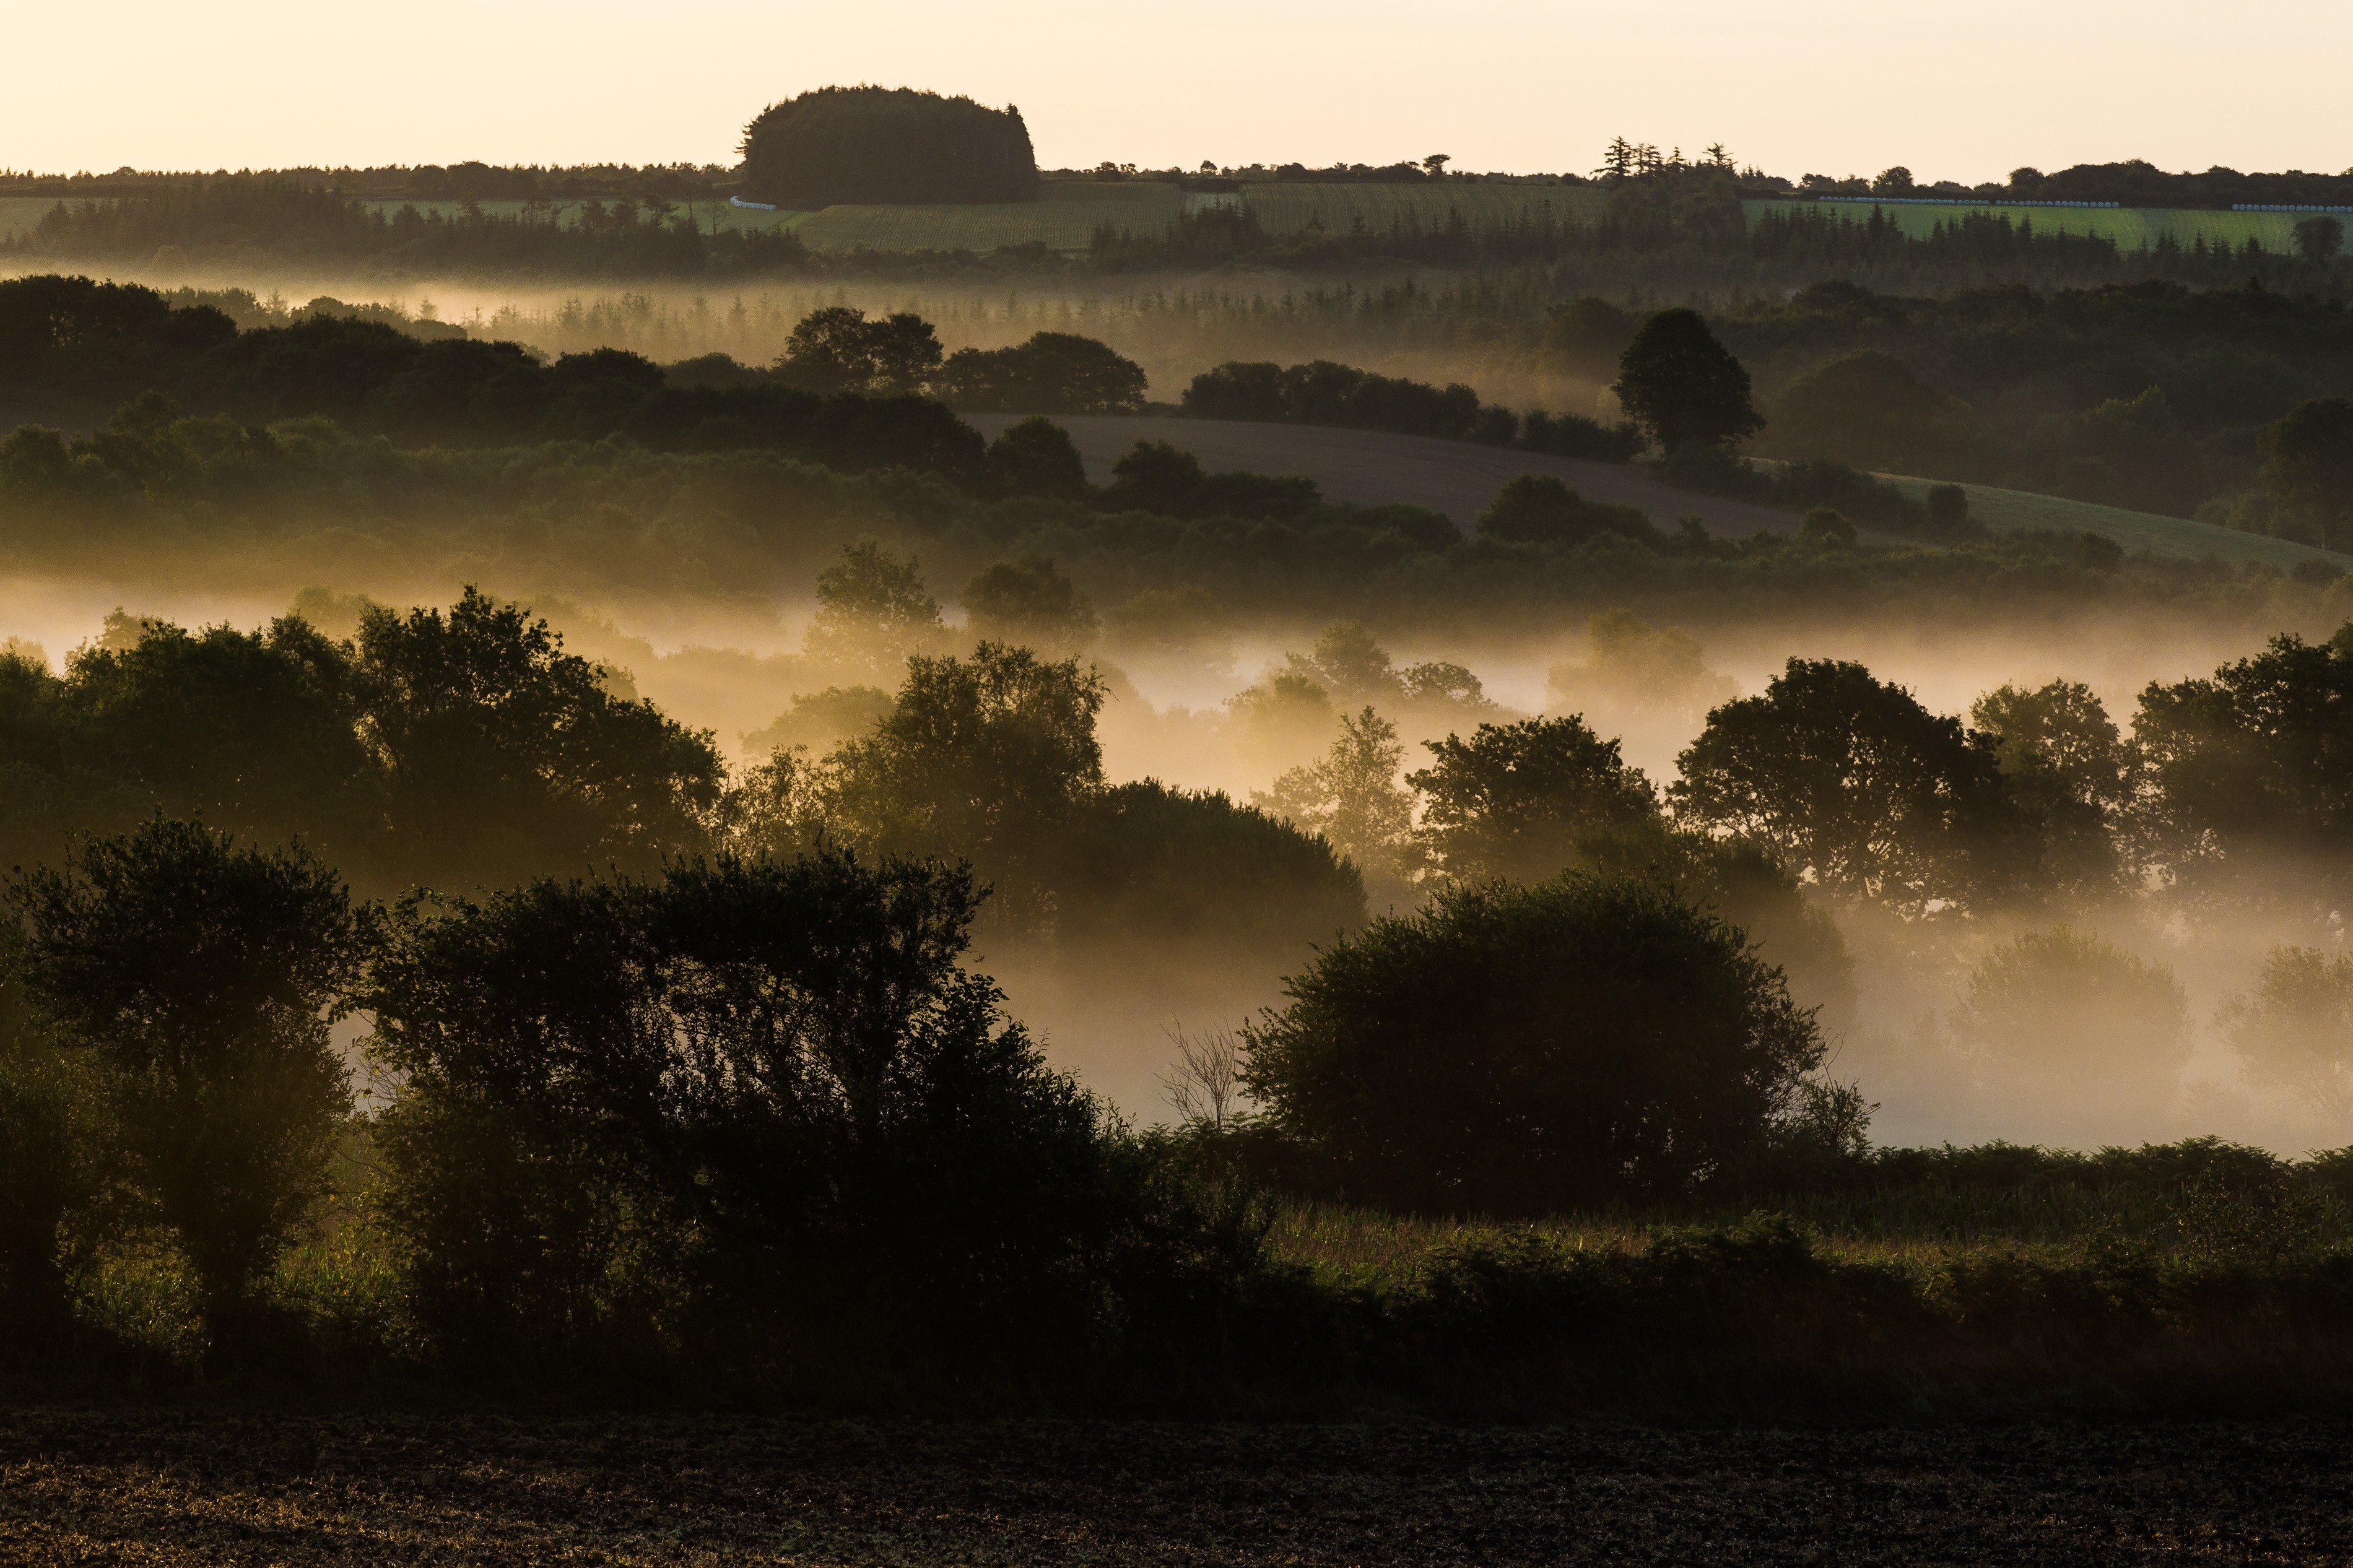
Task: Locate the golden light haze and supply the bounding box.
[7,0,2351,183]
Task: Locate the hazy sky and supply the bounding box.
[8,1,2349,184]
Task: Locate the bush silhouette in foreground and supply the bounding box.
[370,847,1248,1367]
[10,816,371,1323]
[1241,871,1824,1213]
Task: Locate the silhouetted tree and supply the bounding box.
[10,817,372,1324]
[1612,307,1764,452]
[1671,658,2020,914]
[1411,716,1658,883]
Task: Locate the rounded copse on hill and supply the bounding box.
[737,87,1038,208]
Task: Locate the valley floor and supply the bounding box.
[4,1407,2349,1564]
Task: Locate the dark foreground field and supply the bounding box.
[4,1410,2351,1565]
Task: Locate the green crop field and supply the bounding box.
[1744,198,2320,252]
[354,198,810,234]
[791,182,1181,253]
[1867,470,2351,569]
[1241,180,1604,237]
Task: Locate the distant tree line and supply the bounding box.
[0,161,739,202]
[5,175,810,278]
[0,277,982,476]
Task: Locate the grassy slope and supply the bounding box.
[1868,470,2353,568]
[1743,197,2315,250]
[791,183,1180,253]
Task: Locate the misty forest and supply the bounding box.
[19,87,2353,1441]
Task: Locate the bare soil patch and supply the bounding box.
[4,1408,2349,1564]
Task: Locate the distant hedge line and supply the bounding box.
[1181,358,1644,462]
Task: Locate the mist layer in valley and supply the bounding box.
[12,555,2343,1158]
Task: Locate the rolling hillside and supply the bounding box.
[967,412,2353,570]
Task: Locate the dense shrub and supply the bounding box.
[1099,439,1320,519]
[1663,440,1962,536]
[368,847,1254,1373]
[1476,474,1661,548]
[9,818,372,1319]
[1242,871,1825,1213]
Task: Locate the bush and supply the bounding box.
[1798,506,1856,547]
[1241,871,1824,1213]
[0,999,109,1329]
[1101,439,1320,519]
[1476,474,1660,548]
[1927,482,1970,531]
[369,847,1256,1374]
[985,415,1089,498]
[1664,442,1954,536]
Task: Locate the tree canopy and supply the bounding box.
[1242,871,1824,1212]
[737,87,1038,207]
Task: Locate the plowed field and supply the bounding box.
[5,1408,2350,1565]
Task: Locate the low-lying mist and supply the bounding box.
[11,561,2339,1153]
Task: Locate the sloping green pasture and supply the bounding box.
[1744,199,2321,252]
[1871,471,2352,568]
[1242,180,1604,237]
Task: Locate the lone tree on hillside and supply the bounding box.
[739,87,1037,207]
[1612,307,1764,453]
